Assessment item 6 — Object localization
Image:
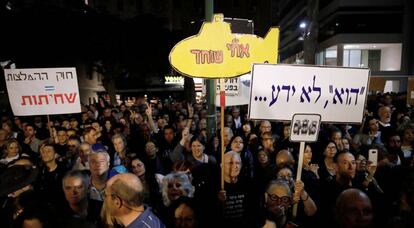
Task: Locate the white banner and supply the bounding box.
[248,64,369,123]
[4,68,81,116]
[216,77,240,96]
[215,73,251,107]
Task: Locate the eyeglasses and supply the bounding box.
[277,175,293,180]
[266,193,292,206]
[68,144,77,147]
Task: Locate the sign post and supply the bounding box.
[289,114,321,218]
[169,14,279,190]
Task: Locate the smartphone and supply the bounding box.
[368,149,378,166]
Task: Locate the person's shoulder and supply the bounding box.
[135,207,165,228]
[208,155,217,164]
[262,220,277,228]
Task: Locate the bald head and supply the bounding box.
[108,173,144,207]
[335,189,373,228]
[276,150,295,168]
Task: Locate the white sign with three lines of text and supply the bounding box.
[4,68,81,116]
[248,64,370,123]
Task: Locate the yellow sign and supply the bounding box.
[169,14,279,79]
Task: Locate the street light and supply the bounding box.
[298,20,310,41]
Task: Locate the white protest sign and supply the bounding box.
[214,73,251,107]
[4,68,81,116]
[216,77,240,96]
[290,114,321,142]
[248,64,369,123]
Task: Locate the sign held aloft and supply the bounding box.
[289,114,321,142]
[4,67,81,116]
[169,14,279,79]
[248,64,370,123]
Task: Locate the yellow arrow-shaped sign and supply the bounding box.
[169,14,279,79]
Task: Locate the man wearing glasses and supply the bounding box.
[103,173,165,228]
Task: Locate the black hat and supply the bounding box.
[0,165,39,197]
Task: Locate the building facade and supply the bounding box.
[277,0,413,93]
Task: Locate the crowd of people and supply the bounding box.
[0,93,414,228]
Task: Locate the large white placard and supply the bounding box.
[248,64,369,123]
[4,68,81,116]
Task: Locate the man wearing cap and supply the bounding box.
[0,165,40,227]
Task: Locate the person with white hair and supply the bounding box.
[217,151,260,227]
[89,150,110,201]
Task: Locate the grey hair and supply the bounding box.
[62,170,89,191]
[88,150,110,164]
[224,127,234,138]
[266,179,292,196]
[111,134,127,147]
[224,150,243,169]
[161,172,195,206]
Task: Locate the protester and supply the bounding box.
[0,93,412,227]
[103,173,165,227]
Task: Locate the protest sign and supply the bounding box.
[4,67,81,116]
[248,64,370,123]
[214,73,251,107]
[169,14,279,78]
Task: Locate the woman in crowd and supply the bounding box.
[226,135,254,180]
[399,123,414,162]
[318,141,338,183]
[161,172,195,207]
[353,116,383,152]
[329,126,344,152]
[102,119,115,145]
[130,156,162,213]
[301,144,320,194]
[111,134,129,167]
[262,180,295,228]
[171,196,199,228]
[172,128,217,166]
[218,151,260,227]
[255,149,276,192]
[160,172,195,227]
[0,139,22,166]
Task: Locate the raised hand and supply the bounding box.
[187,103,194,118]
[145,103,152,117]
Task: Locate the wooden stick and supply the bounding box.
[46,115,52,137]
[292,141,305,218]
[220,78,226,190]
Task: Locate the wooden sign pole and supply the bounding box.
[292,141,305,218]
[220,78,226,190]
